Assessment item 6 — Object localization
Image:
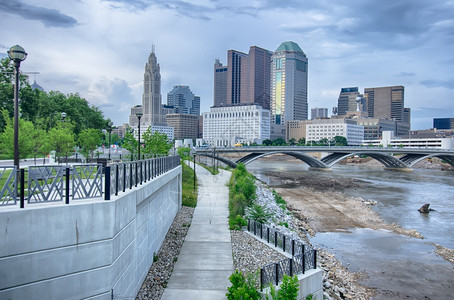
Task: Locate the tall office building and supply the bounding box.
[214,46,272,108]
[364,86,404,122]
[337,87,366,115]
[226,50,247,105]
[271,41,308,125]
[167,85,200,116]
[311,107,328,119]
[214,59,228,106]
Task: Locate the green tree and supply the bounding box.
[288,138,296,146]
[272,137,287,146]
[297,137,306,146]
[0,110,35,159]
[120,129,138,160]
[47,124,76,162]
[142,128,172,156]
[262,139,272,146]
[78,128,102,159]
[226,270,260,300]
[334,135,348,146]
[177,146,191,163]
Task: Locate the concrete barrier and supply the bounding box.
[0,165,182,299]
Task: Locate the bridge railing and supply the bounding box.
[246,219,317,289]
[0,155,181,208]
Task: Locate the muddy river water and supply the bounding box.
[246,160,454,299]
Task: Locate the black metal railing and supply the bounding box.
[0,155,181,208]
[247,219,317,289]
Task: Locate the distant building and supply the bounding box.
[167,85,200,116]
[355,117,409,140]
[306,118,364,146]
[271,41,308,125]
[214,59,228,107]
[203,104,270,147]
[286,120,310,141]
[366,131,454,149]
[364,86,405,122]
[311,107,328,119]
[31,80,44,91]
[337,87,360,116]
[403,108,411,128]
[166,114,199,139]
[214,46,272,108]
[129,48,173,137]
[434,118,454,130]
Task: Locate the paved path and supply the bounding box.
[161,165,233,300]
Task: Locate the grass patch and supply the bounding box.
[182,163,198,207]
[228,163,256,230]
[196,162,220,175]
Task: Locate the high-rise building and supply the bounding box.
[214,46,272,108]
[337,87,366,115]
[167,85,200,116]
[227,50,247,105]
[364,86,404,122]
[271,41,308,125]
[311,107,328,119]
[434,118,454,129]
[403,108,411,128]
[214,59,228,107]
[166,114,199,139]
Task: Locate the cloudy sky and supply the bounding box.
[1,0,453,129]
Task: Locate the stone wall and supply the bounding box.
[0,165,181,299]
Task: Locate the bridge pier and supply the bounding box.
[308,167,332,172]
[384,167,413,172]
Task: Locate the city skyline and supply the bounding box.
[1,0,453,130]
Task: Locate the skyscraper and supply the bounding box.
[364,86,404,122]
[271,41,308,125]
[140,48,166,126]
[214,46,272,108]
[214,59,228,107]
[226,50,247,105]
[337,87,366,115]
[311,107,328,119]
[167,85,200,116]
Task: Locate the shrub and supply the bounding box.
[226,270,261,300]
[266,275,299,300]
[249,204,273,224]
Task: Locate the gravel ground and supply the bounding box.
[136,206,194,300]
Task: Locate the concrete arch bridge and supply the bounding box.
[194,146,454,171]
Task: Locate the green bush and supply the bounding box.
[230,215,247,230]
[226,270,261,300]
[182,164,197,207]
[249,204,273,224]
[266,275,299,300]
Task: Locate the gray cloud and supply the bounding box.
[0,0,78,27]
[420,79,454,90]
[395,72,416,77]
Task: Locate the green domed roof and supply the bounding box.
[275,41,305,55]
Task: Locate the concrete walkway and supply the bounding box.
[161,165,233,299]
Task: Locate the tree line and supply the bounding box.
[0,57,171,162]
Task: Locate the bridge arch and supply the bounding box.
[322,152,410,169]
[195,153,237,168]
[237,151,329,168]
[400,153,454,168]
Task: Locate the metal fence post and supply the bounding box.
[267,227,270,243]
[260,268,264,291]
[123,163,126,192]
[283,235,286,252]
[253,221,256,235]
[292,240,295,256]
[115,164,119,196]
[260,223,263,239]
[105,166,111,201]
[274,231,278,248]
[302,245,306,274]
[19,168,24,208]
[135,162,138,187]
[314,249,317,269]
[65,167,70,204]
[129,163,133,189]
[140,161,143,185]
[275,263,279,286]
[248,219,250,231]
[289,258,293,277]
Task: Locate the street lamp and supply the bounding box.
[107,121,113,160]
[136,111,143,160]
[61,112,67,122]
[8,45,27,169]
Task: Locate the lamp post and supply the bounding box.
[136,111,143,160]
[61,112,66,122]
[8,45,27,169]
[107,121,113,160]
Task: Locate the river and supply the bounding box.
[246,160,454,299]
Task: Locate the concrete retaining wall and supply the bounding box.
[0,165,181,300]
